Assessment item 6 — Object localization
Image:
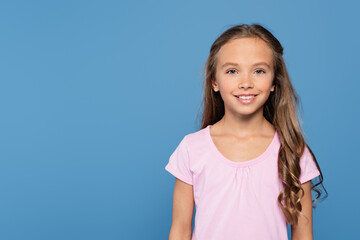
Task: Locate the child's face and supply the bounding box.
[213,37,275,117]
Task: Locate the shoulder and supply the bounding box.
[180,126,211,159]
[299,144,320,184]
[183,126,209,144]
[301,144,313,161]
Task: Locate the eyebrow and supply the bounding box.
[221,62,272,69]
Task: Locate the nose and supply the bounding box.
[238,73,253,89]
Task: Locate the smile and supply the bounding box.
[236,95,256,99]
[234,95,257,104]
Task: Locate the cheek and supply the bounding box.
[219,81,236,93]
[257,78,274,91]
[216,76,234,90]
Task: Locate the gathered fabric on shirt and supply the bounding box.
[165,125,321,240]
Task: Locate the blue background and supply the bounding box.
[1,0,358,239]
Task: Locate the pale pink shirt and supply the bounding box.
[165,124,320,240]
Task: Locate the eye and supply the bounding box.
[226,69,238,74]
[255,69,266,74]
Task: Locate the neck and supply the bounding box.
[217,109,274,137]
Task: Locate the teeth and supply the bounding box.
[237,95,255,99]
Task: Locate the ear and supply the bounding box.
[212,79,219,92]
[270,84,275,92]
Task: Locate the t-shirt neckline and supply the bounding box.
[206,124,278,168]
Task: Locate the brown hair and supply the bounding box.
[196,23,328,226]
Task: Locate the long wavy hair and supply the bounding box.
[196,23,328,225]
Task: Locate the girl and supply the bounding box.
[165,24,327,240]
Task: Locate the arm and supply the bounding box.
[291,181,314,240]
[168,178,194,240]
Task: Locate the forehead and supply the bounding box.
[216,37,273,67]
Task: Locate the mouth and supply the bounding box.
[234,94,258,99]
[234,94,258,104]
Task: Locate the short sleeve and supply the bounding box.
[299,146,320,184]
[165,135,193,185]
